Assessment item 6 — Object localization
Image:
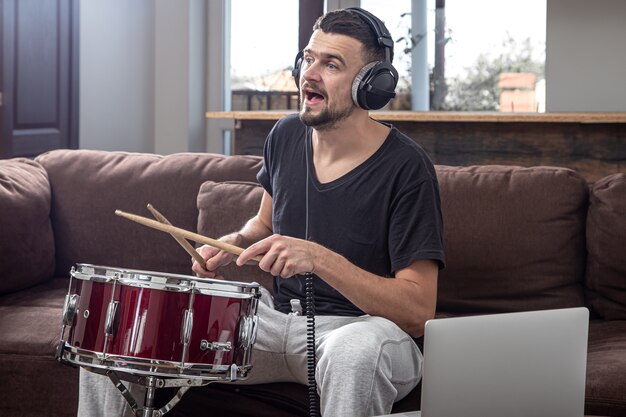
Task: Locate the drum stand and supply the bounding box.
[106,370,214,417]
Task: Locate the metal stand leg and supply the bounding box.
[157,386,191,416]
[106,371,213,417]
[140,376,158,417]
[106,371,139,415]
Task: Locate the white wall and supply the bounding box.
[546,0,626,112]
[153,1,188,154]
[80,0,155,152]
[153,0,207,154]
[80,0,207,154]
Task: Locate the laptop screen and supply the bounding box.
[420,307,589,417]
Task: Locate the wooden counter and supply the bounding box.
[206,111,626,182]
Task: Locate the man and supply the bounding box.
[192,7,444,416]
[78,8,444,417]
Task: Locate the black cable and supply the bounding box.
[305,272,318,417]
[304,128,318,417]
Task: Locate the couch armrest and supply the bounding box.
[0,158,55,294]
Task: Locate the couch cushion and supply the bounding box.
[585,320,626,416]
[586,173,626,320]
[0,305,62,356]
[0,276,68,308]
[0,158,55,294]
[435,165,588,315]
[36,150,262,277]
[0,279,67,357]
[196,181,273,291]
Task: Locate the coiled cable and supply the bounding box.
[304,127,318,417]
[305,272,318,417]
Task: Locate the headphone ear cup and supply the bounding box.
[352,61,398,110]
[292,50,304,89]
[352,62,378,109]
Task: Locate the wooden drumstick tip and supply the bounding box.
[145,204,208,270]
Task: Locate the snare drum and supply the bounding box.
[58,264,260,380]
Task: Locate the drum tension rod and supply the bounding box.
[199,340,232,352]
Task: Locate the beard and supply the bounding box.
[298,88,355,131]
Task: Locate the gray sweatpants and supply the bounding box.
[78,289,423,417]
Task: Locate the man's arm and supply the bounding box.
[236,235,438,338]
[317,252,438,338]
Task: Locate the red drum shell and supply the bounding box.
[65,265,258,372]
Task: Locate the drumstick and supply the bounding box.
[115,209,262,263]
[146,204,207,270]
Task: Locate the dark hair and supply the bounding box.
[312,9,391,64]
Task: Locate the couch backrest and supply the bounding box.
[435,165,589,315]
[36,149,263,277]
[586,173,626,320]
[196,180,273,290]
[34,149,621,319]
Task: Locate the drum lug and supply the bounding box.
[252,316,258,345]
[105,300,119,335]
[238,315,258,349]
[180,309,193,345]
[199,340,232,352]
[62,294,80,326]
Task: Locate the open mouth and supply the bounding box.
[304,88,325,105]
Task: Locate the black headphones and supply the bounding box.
[292,7,399,110]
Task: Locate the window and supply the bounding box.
[230,0,299,111]
[228,0,546,112]
[362,0,546,111]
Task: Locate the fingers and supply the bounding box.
[191,244,234,279]
[191,256,214,278]
[237,235,315,278]
[237,239,271,268]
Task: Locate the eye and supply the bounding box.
[304,56,314,66]
[327,62,338,70]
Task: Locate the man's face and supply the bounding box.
[298,30,366,131]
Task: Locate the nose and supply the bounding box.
[301,60,321,84]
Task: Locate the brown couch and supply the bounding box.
[0,149,625,417]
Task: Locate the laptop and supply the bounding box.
[420,307,589,417]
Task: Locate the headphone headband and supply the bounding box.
[345,7,394,63]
